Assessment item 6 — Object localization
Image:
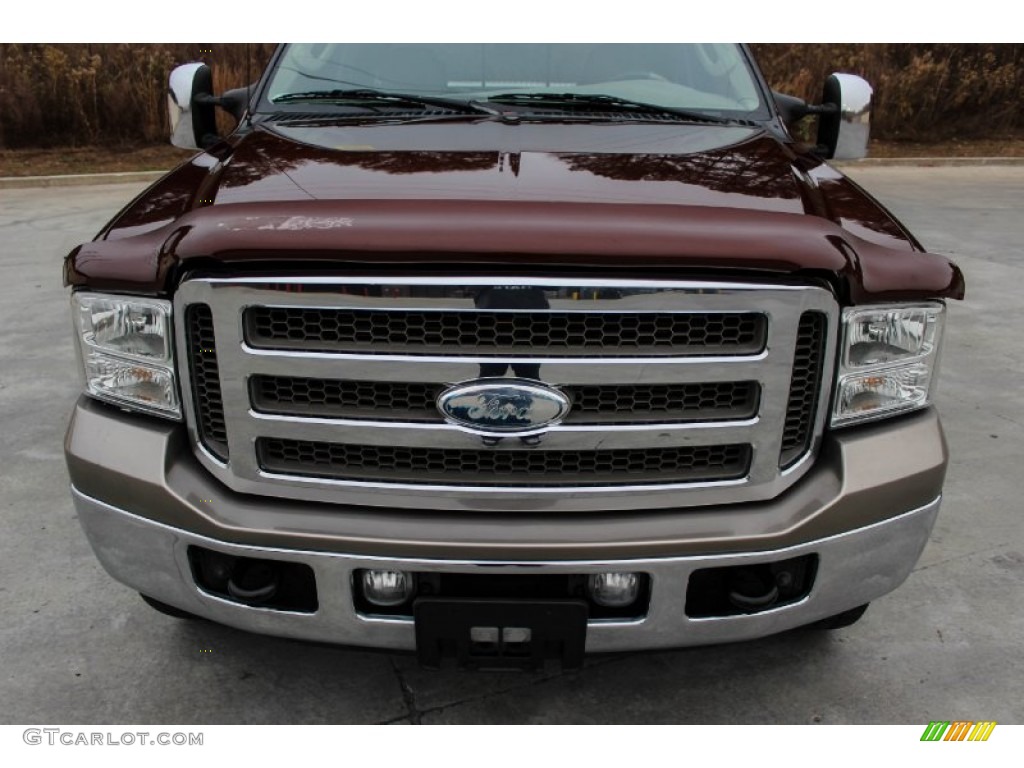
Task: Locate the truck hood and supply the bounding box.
[209,123,809,213]
[67,122,964,303]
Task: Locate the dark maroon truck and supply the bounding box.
[64,45,962,670]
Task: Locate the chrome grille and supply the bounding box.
[175,277,838,513]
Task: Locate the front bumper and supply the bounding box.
[66,397,947,652]
[73,488,939,651]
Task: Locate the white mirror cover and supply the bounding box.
[168,63,207,150]
[831,73,873,161]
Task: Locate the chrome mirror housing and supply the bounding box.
[168,63,215,150]
[819,73,873,161]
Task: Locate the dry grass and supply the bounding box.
[0,145,190,176]
[868,137,1024,158]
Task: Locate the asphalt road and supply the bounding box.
[1,167,1022,724]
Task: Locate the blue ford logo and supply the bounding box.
[437,379,571,435]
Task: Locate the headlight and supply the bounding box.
[831,303,944,426]
[72,292,180,418]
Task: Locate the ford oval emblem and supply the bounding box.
[437,379,571,435]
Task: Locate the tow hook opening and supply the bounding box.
[187,546,318,613]
[685,554,818,618]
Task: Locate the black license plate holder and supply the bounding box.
[414,598,588,671]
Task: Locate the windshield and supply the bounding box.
[261,44,767,118]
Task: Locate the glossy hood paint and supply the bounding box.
[65,122,964,303]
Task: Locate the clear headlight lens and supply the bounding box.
[844,305,941,368]
[72,292,180,418]
[75,294,171,360]
[832,303,944,426]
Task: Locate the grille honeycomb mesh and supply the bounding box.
[251,376,441,421]
[250,376,759,424]
[246,307,765,356]
[565,381,757,423]
[258,438,751,487]
[780,312,827,468]
[186,305,228,461]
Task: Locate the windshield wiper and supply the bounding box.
[273,88,504,118]
[271,88,743,126]
[483,92,741,124]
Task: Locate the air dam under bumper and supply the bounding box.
[72,488,940,652]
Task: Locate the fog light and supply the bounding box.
[361,570,415,606]
[587,572,640,608]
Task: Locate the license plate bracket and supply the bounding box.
[414,598,588,671]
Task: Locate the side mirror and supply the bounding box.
[818,73,873,161]
[167,63,219,150]
[772,91,812,126]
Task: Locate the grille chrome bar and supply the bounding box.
[235,351,775,385]
[174,277,838,513]
[247,412,761,450]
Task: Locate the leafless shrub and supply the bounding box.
[751,44,1024,141]
[0,44,274,148]
[0,44,1020,148]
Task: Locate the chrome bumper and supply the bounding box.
[73,487,940,652]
